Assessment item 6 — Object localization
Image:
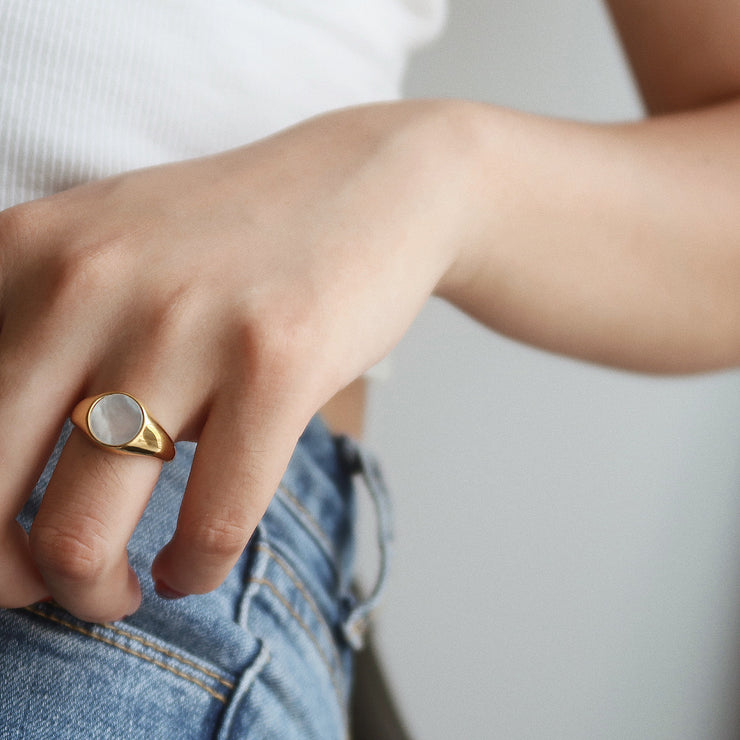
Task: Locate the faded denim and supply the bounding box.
[0,415,392,739]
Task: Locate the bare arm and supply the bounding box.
[436,0,740,372]
[605,0,740,114]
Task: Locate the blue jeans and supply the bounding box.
[0,416,392,739]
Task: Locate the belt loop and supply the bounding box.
[336,435,393,650]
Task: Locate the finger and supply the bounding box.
[28,386,180,623]
[0,326,87,607]
[151,385,309,597]
[1,521,49,606]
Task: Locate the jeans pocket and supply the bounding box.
[0,600,269,740]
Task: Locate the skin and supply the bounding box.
[1,0,739,623]
[320,377,367,440]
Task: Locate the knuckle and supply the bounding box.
[233,307,312,385]
[30,523,110,584]
[0,202,39,242]
[33,250,112,320]
[55,240,127,300]
[185,515,250,562]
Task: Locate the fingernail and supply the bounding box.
[154,579,187,600]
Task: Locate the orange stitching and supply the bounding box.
[277,484,334,556]
[103,622,233,689]
[24,606,228,703]
[254,543,342,677]
[249,577,344,707]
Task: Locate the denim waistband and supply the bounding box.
[334,433,393,649]
[269,416,393,650]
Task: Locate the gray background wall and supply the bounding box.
[363,2,740,739]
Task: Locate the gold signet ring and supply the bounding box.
[71,392,176,461]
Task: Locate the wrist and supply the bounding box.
[318,97,495,308]
[419,99,501,307]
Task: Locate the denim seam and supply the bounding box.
[254,542,343,681]
[102,622,234,687]
[249,576,345,709]
[24,605,231,703]
[276,483,337,566]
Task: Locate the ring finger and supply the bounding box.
[29,378,187,623]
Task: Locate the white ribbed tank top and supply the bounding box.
[0,0,446,210]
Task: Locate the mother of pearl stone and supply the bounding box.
[88,394,144,446]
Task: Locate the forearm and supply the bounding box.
[434,97,740,373]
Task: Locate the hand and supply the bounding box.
[0,101,473,622]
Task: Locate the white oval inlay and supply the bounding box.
[88,394,144,446]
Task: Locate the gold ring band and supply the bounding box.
[71,392,176,462]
